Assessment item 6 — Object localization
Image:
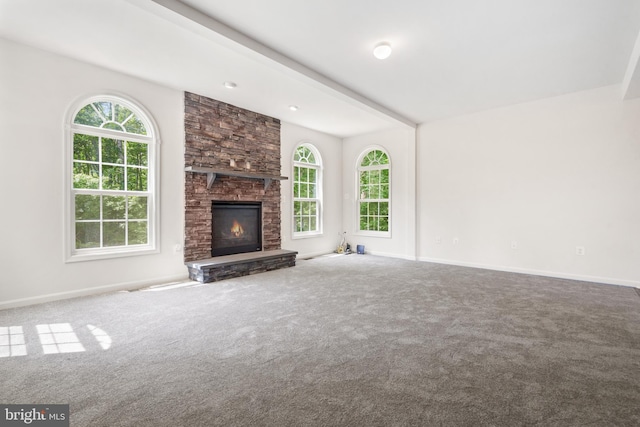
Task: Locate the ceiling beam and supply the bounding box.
[622,29,640,100]
[126,0,417,129]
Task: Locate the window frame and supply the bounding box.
[355,146,391,238]
[64,94,160,262]
[292,143,323,239]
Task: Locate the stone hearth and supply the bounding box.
[186,250,297,283]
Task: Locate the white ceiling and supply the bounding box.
[2,0,640,137]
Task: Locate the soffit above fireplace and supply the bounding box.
[185,166,288,190]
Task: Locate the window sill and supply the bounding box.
[66,246,159,263]
[354,231,391,238]
[292,231,323,240]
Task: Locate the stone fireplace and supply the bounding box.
[183,92,296,282]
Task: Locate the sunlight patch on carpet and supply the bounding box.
[37,323,85,354]
[87,324,112,350]
[0,326,26,358]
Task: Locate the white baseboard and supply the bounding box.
[418,256,640,289]
[0,274,190,310]
[365,250,417,261]
[298,249,417,261]
[296,250,338,260]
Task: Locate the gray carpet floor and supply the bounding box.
[1,255,639,426]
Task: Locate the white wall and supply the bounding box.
[418,85,640,286]
[0,39,187,308]
[342,127,417,260]
[280,122,343,258]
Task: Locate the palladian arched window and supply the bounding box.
[293,143,322,237]
[66,96,158,261]
[357,147,390,236]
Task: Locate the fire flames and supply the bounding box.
[230,220,244,237]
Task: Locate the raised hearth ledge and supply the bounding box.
[186,249,298,283]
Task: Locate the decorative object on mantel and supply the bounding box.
[357,244,365,254]
[184,166,288,190]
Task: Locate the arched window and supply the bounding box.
[293,143,322,237]
[66,96,158,261]
[357,147,390,236]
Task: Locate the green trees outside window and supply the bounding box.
[293,144,321,235]
[358,149,390,233]
[70,98,154,255]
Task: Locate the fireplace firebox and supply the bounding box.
[211,202,262,257]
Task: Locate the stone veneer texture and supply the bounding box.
[184,92,282,262]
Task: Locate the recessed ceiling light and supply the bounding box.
[289,105,299,111]
[373,42,392,60]
[223,81,237,89]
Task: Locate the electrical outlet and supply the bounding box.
[576,246,585,256]
[453,237,459,245]
[435,237,442,244]
[511,241,518,250]
[174,244,182,253]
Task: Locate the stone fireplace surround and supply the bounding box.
[183,92,296,282]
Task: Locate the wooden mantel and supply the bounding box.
[185,166,288,190]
